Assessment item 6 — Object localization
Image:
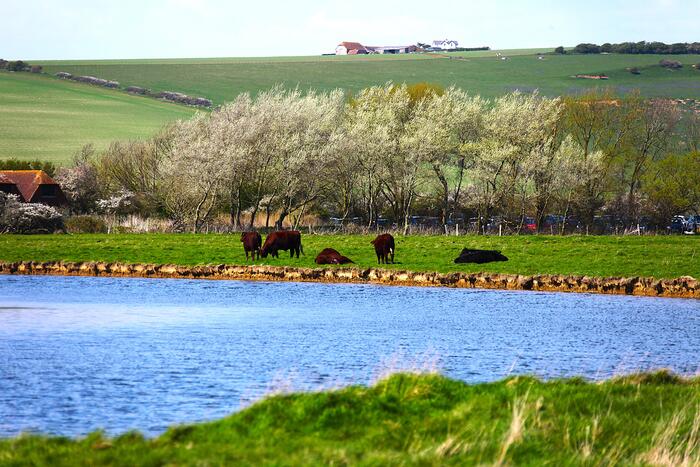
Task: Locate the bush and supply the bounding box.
[6,60,29,72]
[554,46,565,55]
[660,59,683,69]
[0,158,57,177]
[0,193,64,234]
[65,215,107,233]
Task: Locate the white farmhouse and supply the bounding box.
[432,39,459,50]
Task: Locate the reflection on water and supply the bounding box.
[1,275,699,437]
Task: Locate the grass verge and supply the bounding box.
[2,371,699,465]
[1,233,699,279]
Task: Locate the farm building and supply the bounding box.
[335,42,417,55]
[0,170,68,206]
[335,42,369,55]
[432,39,459,50]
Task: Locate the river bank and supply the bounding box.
[2,260,699,298]
[2,371,699,466]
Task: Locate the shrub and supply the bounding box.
[0,193,64,234]
[659,59,683,69]
[65,215,107,233]
[6,60,29,72]
[0,158,57,177]
[554,46,565,55]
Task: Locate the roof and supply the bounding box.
[0,170,61,202]
[338,42,367,51]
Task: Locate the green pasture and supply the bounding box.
[36,51,700,105]
[0,72,195,162]
[4,50,700,164]
[2,371,699,465]
[1,233,699,279]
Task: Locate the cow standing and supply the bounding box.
[371,234,395,264]
[260,230,304,258]
[315,248,354,265]
[240,231,262,261]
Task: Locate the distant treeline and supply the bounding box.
[572,41,700,55]
[0,59,42,73]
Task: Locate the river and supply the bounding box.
[1,274,699,437]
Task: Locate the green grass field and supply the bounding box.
[2,233,699,279]
[36,51,700,105]
[4,50,700,164]
[0,72,195,162]
[2,371,699,465]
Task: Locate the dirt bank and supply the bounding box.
[2,261,699,299]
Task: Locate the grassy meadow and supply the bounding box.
[4,50,700,163]
[2,233,700,279]
[0,72,195,162]
[36,51,700,106]
[2,371,700,465]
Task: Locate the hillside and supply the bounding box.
[0,72,195,163]
[4,49,700,164]
[37,50,700,105]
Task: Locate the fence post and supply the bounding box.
[499,224,502,237]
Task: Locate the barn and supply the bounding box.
[0,170,68,206]
[335,42,368,55]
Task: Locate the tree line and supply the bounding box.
[571,41,700,55]
[54,84,700,234]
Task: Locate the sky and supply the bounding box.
[3,0,699,60]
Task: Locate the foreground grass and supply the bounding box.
[2,372,700,465]
[1,233,700,279]
[0,72,195,162]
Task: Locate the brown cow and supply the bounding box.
[240,231,262,261]
[371,233,395,264]
[260,230,304,258]
[315,248,354,265]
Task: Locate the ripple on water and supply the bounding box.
[1,274,699,437]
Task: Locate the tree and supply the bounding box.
[554,46,565,55]
[614,96,680,224]
[160,115,226,232]
[55,144,101,214]
[643,152,700,225]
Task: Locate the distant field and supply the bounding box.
[5,49,700,164]
[0,72,195,162]
[37,51,700,104]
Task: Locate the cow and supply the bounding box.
[371,233,395,264]
[240,231,262,261]
[315,248,354,265]
[454,248,508,264]
[260,230,304,258]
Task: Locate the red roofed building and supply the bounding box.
[336,42,368,55]
[0,170,68,206]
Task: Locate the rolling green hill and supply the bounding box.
[4,49,700,164]
[37,50,700,105]
[0,72,195,163]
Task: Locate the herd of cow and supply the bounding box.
[240,230,509,265]
[240,230,394,265]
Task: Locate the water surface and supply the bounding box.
[1,275,699,437]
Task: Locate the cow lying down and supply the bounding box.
[315,248,354,265]
[454,248,508,264]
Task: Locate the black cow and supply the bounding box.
[261,230,304,258]
[454,248,508,264]
[315,248,354,265]
[240,231,262,261]
[371,234,395,264]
